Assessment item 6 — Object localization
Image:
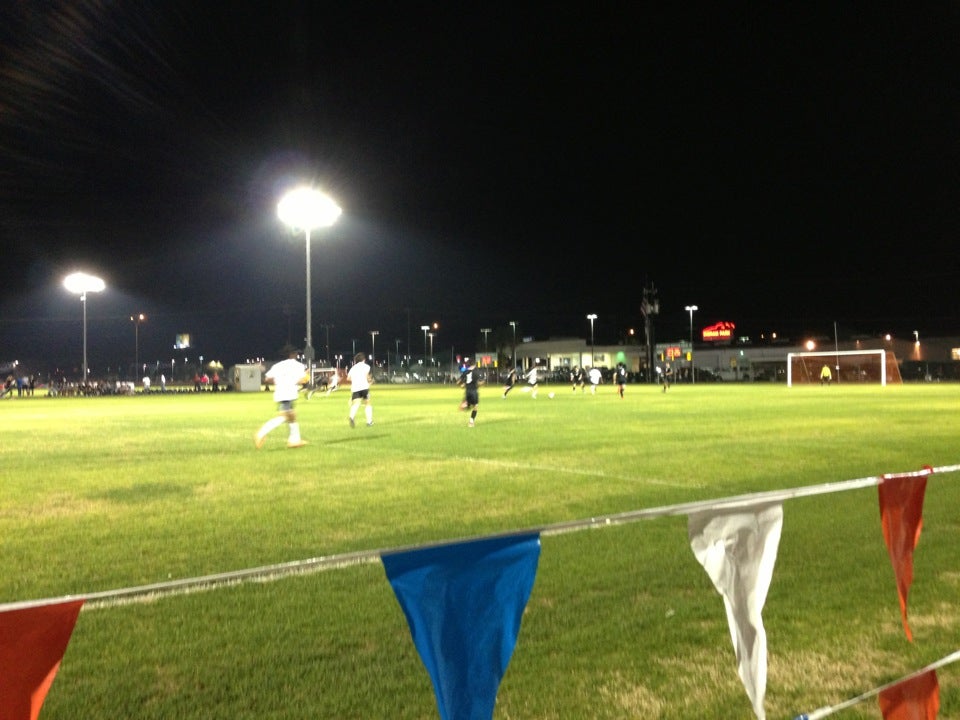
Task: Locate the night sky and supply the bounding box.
[2,3,959,377]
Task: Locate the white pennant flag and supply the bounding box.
[689,502,783,720]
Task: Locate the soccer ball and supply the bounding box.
[548,392,555,399]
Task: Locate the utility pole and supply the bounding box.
[641,283,659,383]
[320,322,334,366]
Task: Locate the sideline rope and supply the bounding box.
[793,650,960,719]
[2,463,957,613]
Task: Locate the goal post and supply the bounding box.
[786,349,903,387]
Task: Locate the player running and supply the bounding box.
[571,365,586,393]
[458,357,481,427]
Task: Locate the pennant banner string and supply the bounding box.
[793,649,960,720]
[2,464,953,612]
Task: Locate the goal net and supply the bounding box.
[787,349,903,386]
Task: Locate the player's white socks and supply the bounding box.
[259,415,285,438]
[288,422,301,443]
[365,406,373,424]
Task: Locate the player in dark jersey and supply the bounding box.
[502,366,519,398]
[459,357,480,426]
[615,362,628,398]
[571,365,586,393]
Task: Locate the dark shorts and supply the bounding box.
[351,389,370,401]
[465,388,479,406]
[277,400,294,412]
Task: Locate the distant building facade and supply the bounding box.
[504,335,960,383]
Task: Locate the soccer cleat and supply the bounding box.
[366,422,373,427]
[287,440,308,449]
[349,417,355,428]
[468,419,475,427]
[254,433,265,449]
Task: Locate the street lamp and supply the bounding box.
[64,272,105,383]
[428,332,435,365]
[586,314,597,367]
[509,320,517,368]
[684,305,698,384]
[130,312,145,378]
[369,330,379,365]
[277,186,342,368]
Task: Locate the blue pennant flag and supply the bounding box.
[382,533,541,720]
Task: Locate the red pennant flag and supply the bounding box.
[0,599,84,720]
[878,473,928,641]
[878,669,939,720]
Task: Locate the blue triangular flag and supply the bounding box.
[382,533,541,720]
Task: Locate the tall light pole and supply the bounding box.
[369,330,379,365]
[64,272,106,383]
[481,327,491,355]
[320,322,334,365]
[277,186,341,369]
[130,313,145,378]
[428,332,435,365]
[509,320,517,368]
[421,325,430,364]
[685,305,698,384]
[586,314,597,367]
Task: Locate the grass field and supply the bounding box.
[2,381,958,719]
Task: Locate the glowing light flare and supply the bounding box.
[277,187,341,231]
[63,272,105,295]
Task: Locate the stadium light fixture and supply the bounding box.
[509,320,517,368]
[369,330,379,364]
[684,305,698,384]
[64,272,106,383]
[277,186,342,368]
[481,327,491,352]
[586,314,597,366]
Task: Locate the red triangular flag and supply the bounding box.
[878,473,927,641]
[878,669,939,720]
[0,599,85,720]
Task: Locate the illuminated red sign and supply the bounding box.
[666,346,683,360]
[701,321,735,342]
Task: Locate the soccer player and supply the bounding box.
[524,363,540,399]
[820,364,833,385]
[502,367,519,398]
[458,357,480,427]
[326,368,340,395]
[255,350,309,449]
[588,366,602,394]
[571,365,586,393]
[661,362,673,392]
[347,352,374,427]
[615,362,627,398]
